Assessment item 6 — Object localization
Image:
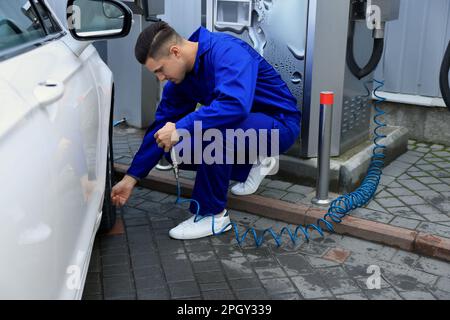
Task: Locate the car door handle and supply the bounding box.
[33,80,65,107]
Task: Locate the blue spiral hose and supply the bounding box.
[174,79,387,247]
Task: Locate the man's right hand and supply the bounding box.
[111,175,138,207]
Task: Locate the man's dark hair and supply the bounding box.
[135,21,181,65]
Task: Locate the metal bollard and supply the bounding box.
[312,92,334,207]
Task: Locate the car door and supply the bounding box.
[0,0,107,299]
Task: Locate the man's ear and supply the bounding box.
[169,45,181,58]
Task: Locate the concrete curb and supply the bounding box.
[114,163,450,262]
[276,126,409,193]
[340,126,409,194]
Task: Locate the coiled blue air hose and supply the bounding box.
[113,118,127,127]
[174,80,387,247]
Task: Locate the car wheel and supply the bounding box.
[99,88,117,233]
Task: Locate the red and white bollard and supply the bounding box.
[312,91,334,207]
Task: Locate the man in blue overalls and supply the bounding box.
[111,21,301,240]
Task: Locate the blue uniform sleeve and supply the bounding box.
[175,43,258,132]
[126,82,197,179]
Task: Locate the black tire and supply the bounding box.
[99,87,117,233]
[98,142,116,233]
[439,41,450,111]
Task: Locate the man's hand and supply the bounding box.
[111,175,138,207]
[154,122,180,152]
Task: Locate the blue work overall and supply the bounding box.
[127,26,302,216]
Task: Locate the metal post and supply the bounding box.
[312,92,334,207]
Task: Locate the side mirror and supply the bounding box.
[67,0,132,41]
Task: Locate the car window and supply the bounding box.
[31,0,62,34]
[0,0,60,53]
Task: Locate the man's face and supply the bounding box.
[145,47,187,85]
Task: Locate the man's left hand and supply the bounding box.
[154,122,180,152]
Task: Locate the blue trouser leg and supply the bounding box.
[167,113,300,216]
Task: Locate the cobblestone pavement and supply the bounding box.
[82,188,450,300]
[357,140,450,238]
[81,126,450,300]
[112,127,450,238]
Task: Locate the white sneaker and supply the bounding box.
[169,210,232,240]
[231,157,278,196]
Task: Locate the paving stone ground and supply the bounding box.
[112,127,450,238]
[83,188,450,300]
[81,126,450,300]
[356,140,450,238]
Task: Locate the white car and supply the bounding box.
[0,0,132,299]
